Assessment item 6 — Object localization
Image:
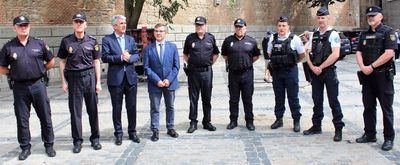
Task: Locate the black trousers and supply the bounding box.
[228,69,254,123]
[188,68,213,125]
[362,70,395,140]
[67,72,99,145]
[310,67,345,129]
[108,75,137,138]
[13,79,54,150]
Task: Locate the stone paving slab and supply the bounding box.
[0,55,399,164]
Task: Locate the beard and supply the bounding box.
[368,21,374,26]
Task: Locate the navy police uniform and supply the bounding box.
[304,7,345,139]
[183,17,220,129]
[356,6,397,150]
[221,19,260,128]
[267,17,305,131]
[0,18,54,154]
[58,14,101,147]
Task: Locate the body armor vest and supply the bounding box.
[360,29,385,66]
[311,30,333,66]
[270,33,298,68]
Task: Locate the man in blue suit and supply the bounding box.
[143,23,180,142]
[101,15,140,145]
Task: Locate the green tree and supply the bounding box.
[297,0,346,9]
[125,0,189,29]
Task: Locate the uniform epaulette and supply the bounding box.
[87,35,97,40]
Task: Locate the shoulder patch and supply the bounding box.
[94,44,99,51]
[87,35,97,40]
[390,34,396,41]
[334,36,340,44]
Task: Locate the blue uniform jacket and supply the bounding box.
[143,41,180,93]
[101,33,140,86]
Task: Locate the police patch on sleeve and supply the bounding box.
[94,44,99,51]
[390,34,396,41]
[45,45,50,51]
[334,36,340,44]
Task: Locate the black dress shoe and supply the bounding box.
[130,133,141,143]
[45,146,56,157]
[187,123,197,133]
[91,141,102,150]
[115,136,122,146]
[333,129,342,142]
[270,118,283,129]
[355,134,377,143]
[203,123,216,131]
[303,125,322,135]
[167,129,179,138]
[151,131,159,142]
[226,121,238,130]
[382,140,394,151]
[293,120,300,132]
[246,122,255,131]
[72,144,82,153]
[18,149,31,160]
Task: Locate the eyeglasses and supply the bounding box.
[154,30,165,33]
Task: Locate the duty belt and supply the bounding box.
[14,77,44,86]
[66,68,94,77]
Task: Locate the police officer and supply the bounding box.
[58,12,102,153]
[303,7,345,142]
[183,16,219,133]
[355,6,397,151]
[267,16,305,132]
[0,16,56,160]
[221,18,260,131]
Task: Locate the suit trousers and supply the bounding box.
[108,74,137,138]
[149,88,175,132]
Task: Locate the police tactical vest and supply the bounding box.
[311,30,333,66]
[360,29,385,66]
[270,33,298,67]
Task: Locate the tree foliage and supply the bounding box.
[125,0,189,29]
[297,0,346,8]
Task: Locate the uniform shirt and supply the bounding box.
[308,26,341,50]
[183,32,219,67]
[357,23,397,52]
[58,34,101,71]
[221,34,260,71]
[266,32,305,55]
[0,37,53,81]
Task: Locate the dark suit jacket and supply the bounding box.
[143,41,180,93]
[101,33,140,86]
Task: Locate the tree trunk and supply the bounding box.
[125,0,146,29]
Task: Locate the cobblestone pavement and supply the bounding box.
[0,55,399,164]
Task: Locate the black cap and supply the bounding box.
[13,16,30,25]
[234,18,246,27]
[278,16,289,22]
[72,12,87,22]
[366,6,382,16]
[194,16,206,25]
[316,7,330,16]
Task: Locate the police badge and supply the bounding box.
[191,42,195,48]
[68,47,73,53]
[12,53,17,60]
[363,40,367,45]
[230,42,234,47]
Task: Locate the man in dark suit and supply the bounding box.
[102,15,140,145]
[143,23,180,142]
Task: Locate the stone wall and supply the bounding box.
[382,0,400,29]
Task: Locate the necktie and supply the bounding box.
[118,37,125,52]
[159,43,164,62]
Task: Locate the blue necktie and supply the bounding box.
[118,37,125,52]
[159,43,164,62]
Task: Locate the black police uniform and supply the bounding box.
[0,37,54,150]
[270,33,301,122]
[183,32,219,125]
[309,29,345,130]
[221,34,260,124]
[58,34,101,145]
[357,23,397,141]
